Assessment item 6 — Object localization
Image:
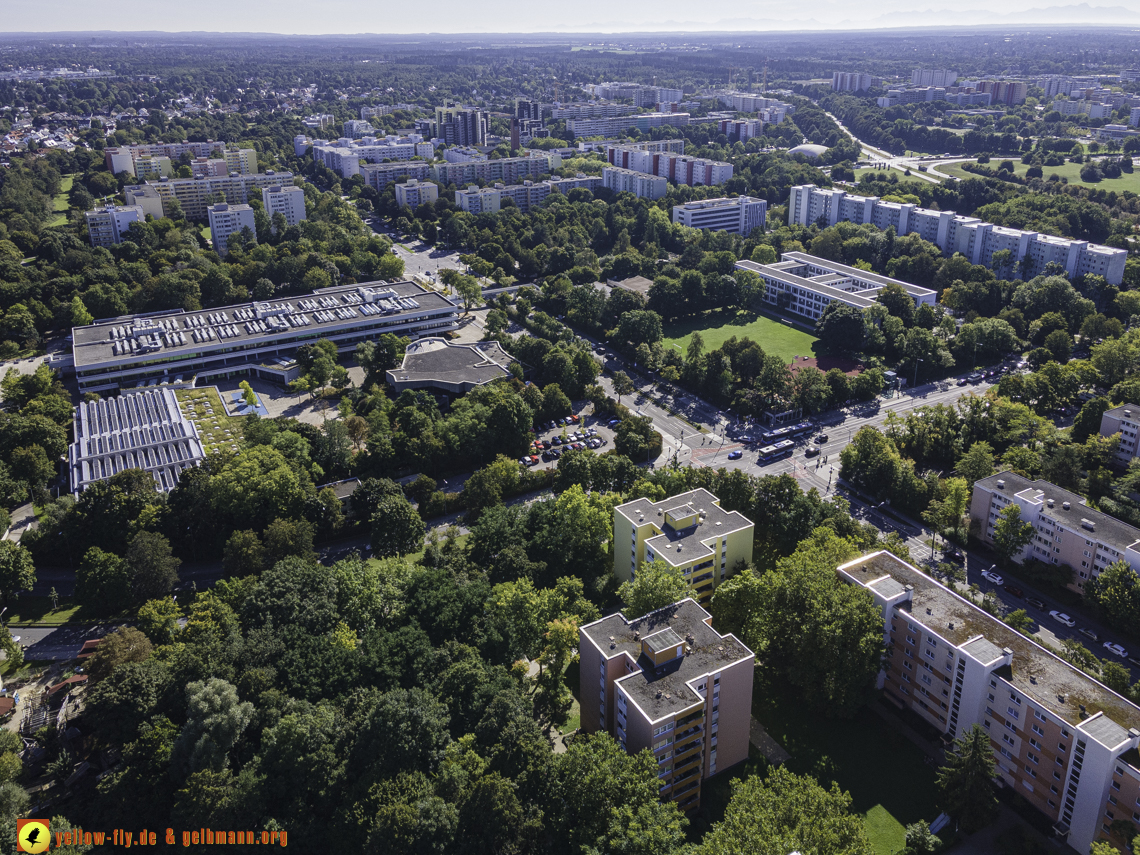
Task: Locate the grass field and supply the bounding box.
[46,174,77,228]
[754,676,940,855]
[662,309,818,363]
[940,158,1140,193]
[6,596,82,626]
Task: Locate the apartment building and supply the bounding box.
[713,91,796,115]
[124,171,294,221]
[1100,405,1140,466]
[394,179,440,209]
[514,98,544,121]
[69,388,204,494]
[602,167,668,200]
[841,550,1140,854]
[833,72,882,92]
[85,205,144,248]
[672,197,766,236]
[261,184,307,228]
[361,104,396,121]
[359,161,432,192]
[978,80,1029,106]
[970,471,1140,594]
[579,597,755,813]
[590,82,684,105]
[434,105,487,146]
[133,155,172,181]
[605,144,732,186]
[431,152,560,186]
[104,140,228,176]
[343,120,375,138]
[307,135,435,179]
[1096,125,1140,144]
[912,68,959,87]
[207,203,256,256]
[787,185,1127,285]
[566,112,689,138]
[551,102,631,120]
[189,157,230,178]
[718,119,764,141]
[734,251,934,322]
[613,489,754,606]
[70,281,459,394]
[877,87,947,108]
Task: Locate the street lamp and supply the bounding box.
[912,358,923,390]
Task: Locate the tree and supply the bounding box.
[75,546,131,613]
[701,766,873,855]
[1084,560,1140,634]
[453,275,483,313]
[955,441,995,485]
[87,626,154,683]
[136,597,182,646]
[170,678,254,777]
[0,541,35,606]
[126,531,181,603]
[618,559,688,618]
[936,724,998,833]
[992,504,1034,564]
[371,495,425,558]
[942,477,970,540]
[903,821,941,855]
[238,381,257,408]
[1003,609,1033,634]
[816,304,865,355]
[262,517,316,565]
[222,530,266,578]
[612,372,635,405]
[69,295,93,328]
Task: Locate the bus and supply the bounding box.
[759,422,813,444]
[758,441,794,464]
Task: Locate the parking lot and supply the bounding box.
[521,410,618,467]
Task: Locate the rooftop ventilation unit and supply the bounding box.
[996,479,1005,489]
[1081,518,1096,531]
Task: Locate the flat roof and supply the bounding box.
[977,471,1140,552]
[781,252,936,299]
[1104,404,1140,420]
[840,551,1140,731]
[581,598,754,721]
[615,488,753,568]
[735,259,877,309]
[72,280,455,369]
[388,338,513,388]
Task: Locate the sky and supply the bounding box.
[6,0,1140,34]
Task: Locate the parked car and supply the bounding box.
[1078,627,1099,642]
[1002,584,1024,598]
[1049,610,1077,627]
[981,569,1004,585]
[956,378,969,386]
[1027,597,1047,610]
[607,419,621,427]
[1103,642,1129,658]
[944,549,964,563]
[727,450,743,460]
[570,414,580,423]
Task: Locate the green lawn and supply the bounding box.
[663,309,818,363]
[754,676,940,855]
[46,173,77,228]
[941,158,1140,192]
[6,596,82,626]
[366,533,470,567]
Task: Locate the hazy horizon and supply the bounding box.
[5,0,1140,36]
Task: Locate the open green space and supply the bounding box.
[366,533,469,568]
[941,158,1140,192]
[754,676,940,855]
[855,165,922,183]
[175,387,246,455]
[662,309,818,363]
[46,173,77,228]
[6,595,82,626]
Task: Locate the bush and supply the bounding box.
[1079,163,1102,183]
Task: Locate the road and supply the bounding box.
[824,110,971,185]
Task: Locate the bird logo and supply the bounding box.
[17,819,50,853]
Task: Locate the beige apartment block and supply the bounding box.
[970,472,1140,595]
[1100,404,1140,466]
[613,488,753,607]
[840,550,1140,853]
[579,598,755,814]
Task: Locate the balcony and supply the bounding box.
[675,724,703,743]
[677,710,704,729]
[674,738,703,759]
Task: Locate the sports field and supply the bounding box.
[662,309,818,363]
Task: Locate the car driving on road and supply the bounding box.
[1104,642,1129,658]
[981,569,1003,585]
[727,450,743,460]
[1027,597,1047,610]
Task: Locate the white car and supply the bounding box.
[1049,610,1077,627]
[981,570,1003,585]
[1103,642,1130,658]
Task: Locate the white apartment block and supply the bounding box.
[605,144,732,187]
[971,472,1140,595]
[361,105,398,121]
[877,88,947,108]
[85,205,145,248]
[104,141,228,176]
[713,92,796,117]
[308,135,434,179]
[360,162,432,192]
[394,179,440,209]
[431,152,560,186]
[717,119,764,140]
[343,120,375,138]
[788,184,1127,285]
[672,197,766,236]
[1100,405,1140,466]
[125,171,293,222]
[454,180,550,215]
[551,102,631,119]
[261,185,307,228]
[832,72,882,92]
[566,112,690,138]
[207,203,256,256]
[841,550,1140,855]
[912,68,959,86]
[734,251,934,322]
[602,167,668,200]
